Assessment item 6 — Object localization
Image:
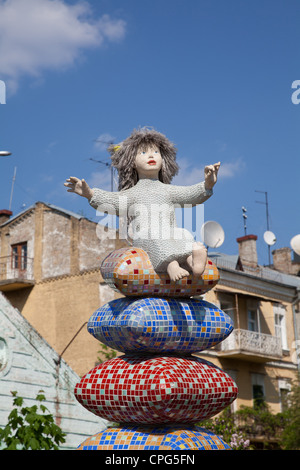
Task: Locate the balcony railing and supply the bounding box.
[0,256,34,284]
[218,328,282,360]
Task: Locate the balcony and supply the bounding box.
[0,256,35,291]
[217,328,282,362]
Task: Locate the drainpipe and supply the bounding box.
[292,287,300,371]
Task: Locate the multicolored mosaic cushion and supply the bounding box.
[74,355,238,424]
[88,297,233,354]
[100,247,219,298]
[77,424,231,450]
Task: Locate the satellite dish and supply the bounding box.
[201,221,225,248]
[291,234,300,256]
[263,231,276,246]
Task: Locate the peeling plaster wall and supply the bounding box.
[79,218,116,272]
[42,211,70,278]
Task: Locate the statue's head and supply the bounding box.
[109,127,179,190]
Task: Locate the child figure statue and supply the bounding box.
[65,128,220,282]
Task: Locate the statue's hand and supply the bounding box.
[64,177,94,199]
[204,162,220,190]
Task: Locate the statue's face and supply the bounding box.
[135,145,162,178]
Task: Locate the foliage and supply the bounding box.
[200,407,251,450]
[0,390,66,450]
[97,343,118,364]
[280,376,300,450]
[201,379,300,451]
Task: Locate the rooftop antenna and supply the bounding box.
[9,166,17,211]
[255,190,273,265]
[90,137,117,193]
[242,206,247,235]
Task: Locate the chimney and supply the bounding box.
[236,234,258,269]
[272,247,292,274]
[0,210,12,225]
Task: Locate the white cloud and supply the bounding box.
[218,158,246,178]
[173,157,245,186]
[94,133,116,152]
[0,0,126,92]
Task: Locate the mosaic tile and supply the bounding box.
[77,424,231,450]
[88,297,233,353]
[74,355,238,424]
[100,247,219,298]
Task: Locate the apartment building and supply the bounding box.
[199,234,300,416]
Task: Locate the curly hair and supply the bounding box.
[108,127,179,191]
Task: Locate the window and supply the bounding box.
[278,379,291,412]
[11,242,27,271]
[251,373,265,409]
[247,299,260,332]
[274,304,287,351]
[218,293,235,324]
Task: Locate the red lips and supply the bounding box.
[148,160,156,165]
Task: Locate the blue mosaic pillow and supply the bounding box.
[87,297,233,353]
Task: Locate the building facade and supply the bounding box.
[199,235,300,418]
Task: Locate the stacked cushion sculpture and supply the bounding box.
[75,246,238,450]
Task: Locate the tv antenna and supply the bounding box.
[255,190,274,265]
[9,166,17,211]
[242,206,247,235]
[201,221,225,249]
[90,137,117,193]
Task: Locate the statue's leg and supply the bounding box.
[186,242,207,277]
[167,260,189,282]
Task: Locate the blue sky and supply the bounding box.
[0,0,299,266]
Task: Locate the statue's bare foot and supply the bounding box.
[167,260,189,282]
[187,242,207,277]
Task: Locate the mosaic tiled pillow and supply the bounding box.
[77,424,231,450]
[88,297,233,353]
[74,355,238,424]
[100,247,219,298]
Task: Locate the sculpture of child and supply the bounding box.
[65,128,220,282]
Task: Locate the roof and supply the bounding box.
[0,201,93,227]
[209,251,300,289]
